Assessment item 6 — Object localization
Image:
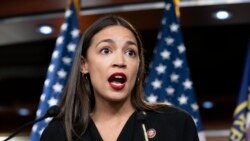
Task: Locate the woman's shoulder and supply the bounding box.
[40,118,67,141]
[146,104,193,121]
[144,104,199,141]
[44,119,65,131]
[144,104,198,134]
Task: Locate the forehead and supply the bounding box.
[92,25,136,40]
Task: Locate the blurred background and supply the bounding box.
[0,0,250,140]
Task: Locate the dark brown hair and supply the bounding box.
[58,15,162,141]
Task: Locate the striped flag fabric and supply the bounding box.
[144,0,206,140]
[29,1,80,140]
[229,38,250,141]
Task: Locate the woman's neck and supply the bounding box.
[91,99,135,122]
[90,99,136,141]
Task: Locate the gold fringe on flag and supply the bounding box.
[67,0,80,14]
[173,0,180,17]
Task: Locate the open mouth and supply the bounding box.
[108,73,127,90]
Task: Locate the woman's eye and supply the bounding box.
[100,48,111,54]
[126,49,137,57]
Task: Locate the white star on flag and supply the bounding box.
[67,43,77,52]
[36,110,41,117]
[48,64,55,72]
[52,50,59,59]
[165,86,175,95]
[177,44,185,53]
[71,29,80,38]
[155,64,167,74]
[32,125,37,132]
[191,103,199,111]
[62,56,72,65]
[165,3,171,10]
[57,69,67,78]
[165,36,174,45]
[52,82,63,93]
[183,79,193,90]
[178,94,188,105]
[170,72,179,82]
[151,79,162,89]
[170,22,179,32]
[47,97,58,107]
[160,49,171,60]
[61,23,68,31]
[40,93,46,101]
[44,79,50,87]
[56,36,64,45]
[65,9,72,17]
[173,58,183,68]
[147,94,158,102]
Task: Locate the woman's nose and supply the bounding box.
[112,52,126,68]
[113,63,126,68]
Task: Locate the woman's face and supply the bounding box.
[81,25,140,104]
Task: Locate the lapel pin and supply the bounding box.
[147,128,156,139]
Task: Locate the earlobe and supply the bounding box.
[80,56,88,74]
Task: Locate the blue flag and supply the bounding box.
[29,1,80,140]
[144,0,206,140]
[229,38,250,141]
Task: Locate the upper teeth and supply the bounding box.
[115,75,122,79]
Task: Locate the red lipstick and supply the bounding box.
[108,72,127,90]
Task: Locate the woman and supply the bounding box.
[41,15,199,141]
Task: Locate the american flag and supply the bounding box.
[229,38,250,141]
[29,1,80,140]
[144,0,206,140]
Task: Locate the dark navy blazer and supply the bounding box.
[41,106,199,141]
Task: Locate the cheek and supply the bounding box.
[88,71,103,92]
[130,62,140,79]
[88,64,107,84]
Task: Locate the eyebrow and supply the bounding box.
[96,39,138,47]
[126,40,138,47]
[96,39,113,47]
